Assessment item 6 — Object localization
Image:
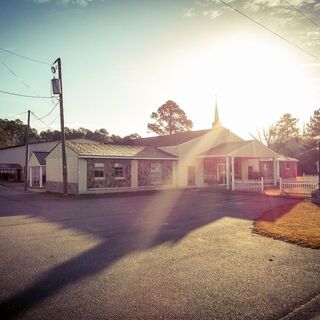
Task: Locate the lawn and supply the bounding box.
[253,200,320,249]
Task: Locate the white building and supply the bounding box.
[45,108,298,194]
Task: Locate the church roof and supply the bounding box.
[66,142,177,159]
[131,129,212,147]
[199,140,281,158]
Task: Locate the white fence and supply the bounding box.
[280,176,318,197]
[233,177,264,193]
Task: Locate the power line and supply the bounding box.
[1,111,28,120]
[0,60,45,97]
[0,47,52,66]
[0,89,53,99]
[49,112,60,126]
[216,0,320,62]
[284,1,320,30]
[37,101,59,120]
[31,111,55,131]
[0,59,57,107]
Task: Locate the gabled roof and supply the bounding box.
[277,155,298,162]
[132,129,212,147]
[66,142,177,159]
[200,141,251,156]
[199,140,281,158]
[33,151,49,165]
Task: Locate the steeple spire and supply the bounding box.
[212,95,221,128]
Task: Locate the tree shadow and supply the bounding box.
[0,188,300,319]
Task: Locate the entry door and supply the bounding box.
[187,166,196,185]
[217,163,226,184]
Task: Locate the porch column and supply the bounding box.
[131,160,138,190]
[226,157,230,190]
[273,158,277,186]
[40,166,43,188]
[231,157,235,191]
[29,167,32,187]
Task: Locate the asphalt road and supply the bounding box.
[0,186,319,320]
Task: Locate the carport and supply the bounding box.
[0,163,22,182]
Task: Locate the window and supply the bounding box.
[94,163,104,180]
[114,163,124,179]
[150,162,162,185]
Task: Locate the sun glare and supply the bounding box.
[172,35,310,134]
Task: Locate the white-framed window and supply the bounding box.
[150,162,162,185]
[94,163,104,180]
[114,163,124,179]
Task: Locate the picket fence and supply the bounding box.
[280,176,318,197]
[233,177,264,193]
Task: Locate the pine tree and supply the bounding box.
[147,100,193,135]
[303,108,320,147]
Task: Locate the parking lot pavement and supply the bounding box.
[0,186,319,319]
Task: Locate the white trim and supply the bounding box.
[273,158,277,186]
[226,157,229,190]
[40,166,43,188]
[231,157,235,191]
[29,167,32,187]
[78,156,177,160]
[198,140,281,159]
[230,140,280,158]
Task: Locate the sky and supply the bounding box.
[0,0,320,139]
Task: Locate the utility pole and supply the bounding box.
[24,110,30,191]
[53,58,68,195]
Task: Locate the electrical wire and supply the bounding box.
[283,1,320,30]
[0,89,54,99]
[37,101,59,120]
[0,47,52,66]
[0,59,57,107]
[0,60,49,99]
[31,111,55,131]
[216,0,320,62]
[1,111,28,120]
[49,112,60,126]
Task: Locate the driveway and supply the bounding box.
[0,186,319,319]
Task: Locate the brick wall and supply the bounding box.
[280,162,297,178]
[138,160,173,187]
[87,159,131,188]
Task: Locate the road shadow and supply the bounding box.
[0,188,300,318]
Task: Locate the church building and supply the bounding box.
[45,105,298,194]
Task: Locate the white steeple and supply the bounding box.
[212,95,221,128]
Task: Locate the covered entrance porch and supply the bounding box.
[27,151,48,188]
[198,140,281,191]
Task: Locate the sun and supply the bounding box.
[170,34,311,134]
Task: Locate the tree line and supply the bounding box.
[0,119,141,148]
[251,109,320,174]
[0,100,190,148]
[1,101,319,174]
